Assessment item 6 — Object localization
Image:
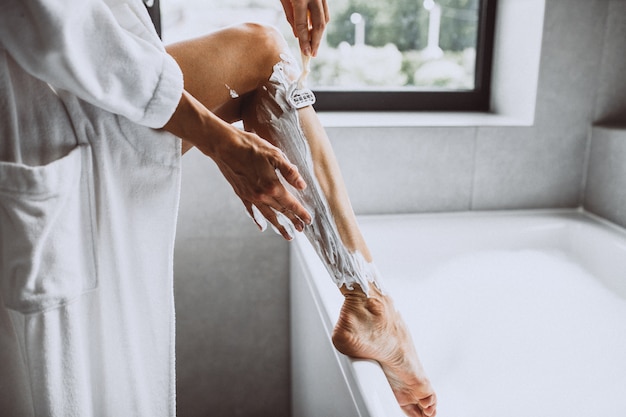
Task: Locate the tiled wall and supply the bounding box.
[592,1,626,125]
[174,151,291,417]
[583,1,626,229]
[173,1,624,416]
[585,126,626,228]
[329,0,609,215]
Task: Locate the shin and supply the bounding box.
[246,57,383,295]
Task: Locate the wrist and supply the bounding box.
[163,90,231,157]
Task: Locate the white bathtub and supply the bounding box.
[290,209,626,417]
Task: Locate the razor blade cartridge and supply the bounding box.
[288,87,316,109]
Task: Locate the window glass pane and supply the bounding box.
[161,0,481,92]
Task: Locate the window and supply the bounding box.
[159,0,496,112]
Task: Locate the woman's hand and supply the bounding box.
[163,90,311,240]
[211,128,312,240]
[280,0,329,57]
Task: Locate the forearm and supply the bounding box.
[162,90,230,157]
[163,89,311,237]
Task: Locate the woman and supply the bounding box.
[0,0,435,415]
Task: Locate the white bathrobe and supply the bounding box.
[0,0,184,415]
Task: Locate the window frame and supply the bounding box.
[312,0,498,112]
[153,0,497,112]
[144,0,162,38]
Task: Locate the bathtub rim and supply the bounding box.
[290,208,626,417]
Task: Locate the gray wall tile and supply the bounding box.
[327,127,476,214]
[175,234,290,417]
[584,126,626,227]
[472,126,587,210]
[582,1,626,227]
[176,148,259,240]
[535,0,608,131]
[174,148,290,417]
[471,0,607,210]
[594,1,626,124]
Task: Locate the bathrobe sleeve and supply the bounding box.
[0,0,183,129]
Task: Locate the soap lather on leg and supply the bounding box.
[249,54,437,417]
[166,23,437,417]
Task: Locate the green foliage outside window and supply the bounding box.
[162,0,482,91]
[309,0,480,90]
[326,0,479,52]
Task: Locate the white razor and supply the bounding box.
[288,53,316,109]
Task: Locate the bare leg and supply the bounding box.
[294,109,437,417]
[166,24,282,154]
[167,24,436,417]
[252,102,437,417]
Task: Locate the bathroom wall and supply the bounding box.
[173,1,624,416]
[174,152,292,417]
[330,0,610,215]
[583,0,626,228]
[585,126,626,228]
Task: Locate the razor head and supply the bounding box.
[288,86,316,109]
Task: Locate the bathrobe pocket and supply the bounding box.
[0,144,97,314]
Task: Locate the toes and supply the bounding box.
[401,393,437,417]
[418,393,437,417]
[418,392,437,408]
[402,403,436,417]
[401,404,423,417]
[421,404,436,417]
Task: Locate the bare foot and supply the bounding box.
[332,284,437,417]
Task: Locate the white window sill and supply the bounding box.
[317,111,533,128]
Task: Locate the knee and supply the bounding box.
[235,22,289,63]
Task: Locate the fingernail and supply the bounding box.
[296,178,307,189]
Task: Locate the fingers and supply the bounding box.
[214,128,312,241]
[270,187,310,229]
[244,201,268,232]
[236,153,311,240]
[293,1,312,56]
[255,202,301,241]
[308,0,329,57]
[260,176,311,236]
[270,152,312,223]
[279,0,297,37]
[291,0,329,57]
[243,196,308,241]
[276,155,307,191]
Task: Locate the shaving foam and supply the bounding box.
[253,59,382,295]
[225,84,239,99]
